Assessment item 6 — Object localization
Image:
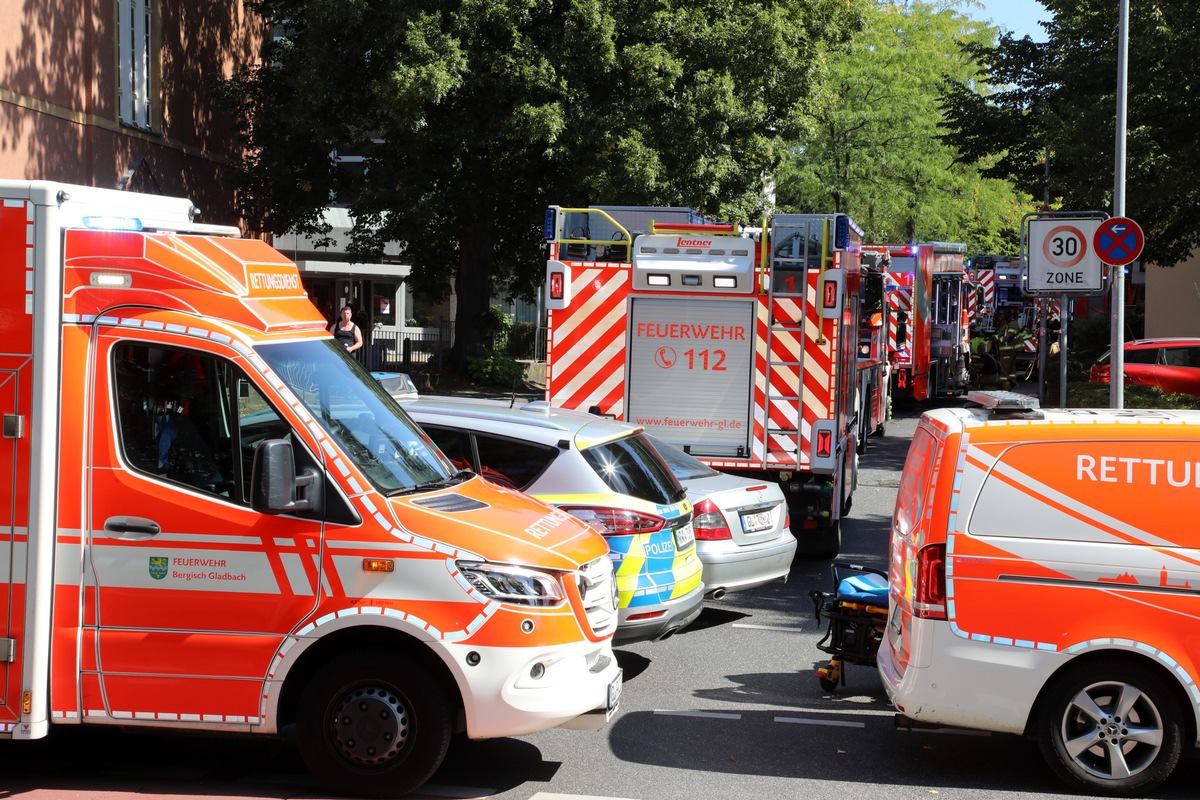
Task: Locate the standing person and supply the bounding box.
[1046,313,1062,356]
[329,305,363,354]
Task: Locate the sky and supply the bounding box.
[971,0,1052,42]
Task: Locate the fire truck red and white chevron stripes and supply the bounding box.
[977,268,995,307]
[886,272,914,366]
[546,264,630,416]
[749,301,770,468]
[801,272,834,470]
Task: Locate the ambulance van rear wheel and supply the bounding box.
[297,648,453,798]
[1035,658,1183,797]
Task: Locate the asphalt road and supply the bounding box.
[5,398,1200,799]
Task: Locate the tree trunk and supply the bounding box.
[448,205,495,376]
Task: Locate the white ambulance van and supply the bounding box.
[880,391,1200,796]
[0,181,621,798]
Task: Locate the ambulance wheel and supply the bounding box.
[1035,659,1183,796]
[296,649,453,799]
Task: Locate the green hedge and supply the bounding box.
[1064,383,1200,410]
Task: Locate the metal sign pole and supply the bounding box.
[1059,293,1068,408]
[1110,0,1130,409]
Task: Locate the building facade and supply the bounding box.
[0,0,266,225]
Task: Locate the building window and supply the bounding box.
[373,282,397,326]
[118,0,153,130]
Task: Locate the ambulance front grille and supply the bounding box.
[577,555,618,638]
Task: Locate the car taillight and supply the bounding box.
[692,498,731,541]
[913,543,947,620]
[561,507,665,536]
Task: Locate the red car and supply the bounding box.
[1089,337,1200,396]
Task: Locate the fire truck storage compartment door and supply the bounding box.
[626,297,755,457]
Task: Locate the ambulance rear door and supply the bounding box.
[0,365,25,728]
[0,196,34,728]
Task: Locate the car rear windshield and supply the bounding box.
[581,432,686,506]
[646,435,720,481]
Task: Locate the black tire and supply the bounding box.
[1035,659,1183,797]
[807,518,841,559]
[296,649,453,799]
[856,401,871,456]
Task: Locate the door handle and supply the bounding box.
[103,516,162,540]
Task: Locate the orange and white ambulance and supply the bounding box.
[0,180,621,798]
[880,391,1200,796]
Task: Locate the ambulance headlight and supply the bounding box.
[457,561,565,607]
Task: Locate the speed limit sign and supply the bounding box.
[1026,217,1105,295]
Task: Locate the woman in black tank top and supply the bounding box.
[329,305,363,353]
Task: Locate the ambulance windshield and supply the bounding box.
[257,339,459,494]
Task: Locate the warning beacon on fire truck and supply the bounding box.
[544,206,868,557]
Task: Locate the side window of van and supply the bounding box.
[114,344,234,497]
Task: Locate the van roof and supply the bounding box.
[925,404,1200,435]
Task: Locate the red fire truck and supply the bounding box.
[856,251,891,451]
[869,241,971,402]
[543,207,867,556]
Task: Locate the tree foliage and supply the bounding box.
[940,0,1200,266]
[219,0,863,370]
[776,0,1031,252]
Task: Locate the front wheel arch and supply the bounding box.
[1030,652,1194,796]
[277,625,464,737]
[1027,650,1197,744]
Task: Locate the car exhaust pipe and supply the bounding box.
[706,587,727,601]
[655,627,680,641]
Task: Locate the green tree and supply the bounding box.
[940,0,1200,266]
[220,0,863,371]
[776,0,1031,251]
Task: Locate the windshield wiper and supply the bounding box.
[388,470,474,497]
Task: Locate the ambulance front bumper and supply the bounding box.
[445,636,621,739]
[878,617,1065,736]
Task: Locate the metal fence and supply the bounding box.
[355,329,448,373]
[354,324,547,373]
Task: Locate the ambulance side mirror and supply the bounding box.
[252,439,320,515]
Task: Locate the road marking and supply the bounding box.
[731,623,806,632]
[774,716,866,728]
[653,710,742,720]
[529,794,641,800]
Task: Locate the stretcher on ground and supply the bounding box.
[809,562,888,691]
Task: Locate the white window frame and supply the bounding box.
[118,0,152,130]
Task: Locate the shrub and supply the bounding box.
[466,351,526,387]
[1065,382,1200,410]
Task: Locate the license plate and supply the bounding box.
[741,510,773,533]
[673,522,695,551]
[607,669,623,716]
